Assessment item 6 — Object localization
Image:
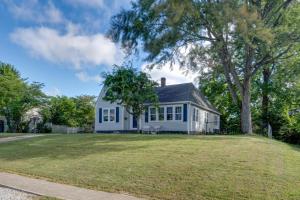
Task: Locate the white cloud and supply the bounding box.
[75,71,102,83]
[64,0,105,7]
[10,27,122,69]
[142,63,199,86]
[5,0,64,24]
[45,87,61,96]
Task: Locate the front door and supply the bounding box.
[132,116,137,129]
[0,120,4,133]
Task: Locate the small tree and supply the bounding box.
[103,65,158,132]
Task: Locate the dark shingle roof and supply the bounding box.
[154,83,220,114]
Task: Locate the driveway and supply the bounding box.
[0,135,43,144]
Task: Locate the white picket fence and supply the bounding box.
[51,125,84,134]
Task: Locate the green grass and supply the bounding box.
[0,134,299,200]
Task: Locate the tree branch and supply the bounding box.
[251,45,293,76]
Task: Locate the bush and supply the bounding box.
[36,122,52,133]
[278,125,300,145]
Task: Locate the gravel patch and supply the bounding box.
[0,187,37,200]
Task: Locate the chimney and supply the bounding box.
[161,77,166,87]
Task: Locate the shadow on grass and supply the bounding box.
[0,135,150,161]
[286,143,300,153]
[0,134,252,161]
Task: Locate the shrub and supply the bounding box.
[278,125,300,145]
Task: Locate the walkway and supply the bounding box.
[0,135,43,144]
[0,172,141,200]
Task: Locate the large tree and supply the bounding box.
[103,65,158,132]
[0,62,45,132]
[108,0,300,133]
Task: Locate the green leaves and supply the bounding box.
[41,95,96,128]
[103,65,158,120]
[0,62,45,132]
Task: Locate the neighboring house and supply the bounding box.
[95,78,221,134]
[0,116,8,133]
[24,108,43,133]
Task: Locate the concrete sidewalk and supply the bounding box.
[0,135,43,144]
[0,172,141,200]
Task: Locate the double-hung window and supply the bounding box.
[196,109,199,122]
[205,112,208,123]
[110,109,115,122]
[103,108,115,122]
[103,109,109,122]
[193,108,196,121]
[150,107,156,121]
[214,115,218,126]
[167,107,173,120]
[159,107,164,121]
[175,106,182,120]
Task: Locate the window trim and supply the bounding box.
[175,106,183,121]
[148,105,183,122]
[158,107,165,121]
[102,108,115,123]
[166,106,173,121]
[149,107,157,121]
[214,115,218,126]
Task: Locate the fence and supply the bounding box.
[51,125,85,134]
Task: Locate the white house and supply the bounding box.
[95,78,220,134]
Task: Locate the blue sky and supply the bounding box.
[0,0,197,97]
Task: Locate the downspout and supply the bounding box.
[121,107,124,131]
[187,103,190,135]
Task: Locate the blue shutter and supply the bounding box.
[99,108,102,123]
[183,104,188,122]
[116,107,120,123]
[145,106,149,123]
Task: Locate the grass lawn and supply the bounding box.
[0,134,299,200]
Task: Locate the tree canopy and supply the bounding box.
[103,65,158,131]
[41,95,96,129]
[0,62,45,132]
[108,0,300,133]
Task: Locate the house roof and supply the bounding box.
[154,83,220,115]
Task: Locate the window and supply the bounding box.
[159,107,164,121]
[196,109,199,122]
[167,107,173,120]
[150,107,156,121]
[110,109,115,122]
[103,108,115,122]
[204,112,208,123]
[193,108,196,121]
[175,106,182,120]
[214,115,218,126]
[103,109,109,122]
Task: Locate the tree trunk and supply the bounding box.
[261,66,271,134]
[241,78,253,134]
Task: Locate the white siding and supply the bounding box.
[190,105,220,133]
[140,103,188,132]
[94,88,125,132]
